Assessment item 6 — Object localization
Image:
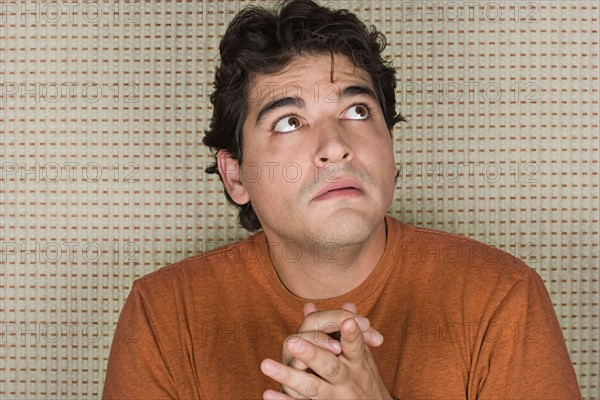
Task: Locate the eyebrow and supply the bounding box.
[339,85,379,103]
[254,84,378,125]
[256,96,305,125]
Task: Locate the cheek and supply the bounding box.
[240,163,296,204]
[372,139,396,175]
[239,164,265,186]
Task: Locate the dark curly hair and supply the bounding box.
[202,0,405,231]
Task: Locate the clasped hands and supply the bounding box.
[261,302,392,400]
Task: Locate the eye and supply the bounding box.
[343,104,371,120]
[273,115,303,133]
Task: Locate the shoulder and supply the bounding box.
[386,219,555,332]
[391,218,533,299]
[131,232,266,297]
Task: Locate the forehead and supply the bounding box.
[246,54,375,106]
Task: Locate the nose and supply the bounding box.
[313,124,353,168]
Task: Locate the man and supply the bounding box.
[103,0,581,399]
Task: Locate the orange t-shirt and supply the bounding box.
[103,216,581,399]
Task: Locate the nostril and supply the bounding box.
[342,152,349,159]
[320,157,328,162]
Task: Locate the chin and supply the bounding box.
[310,212,383,246]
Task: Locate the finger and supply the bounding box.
[340,302,357,313]
[303,302,318,317]
[365,326,384,347]
[283,331,342,365]
[280,382,308,400]
[298,309,383,347]
[304,302,360,322]
[288,356,309,371]
[299,309,359,333]
[263,389,294,400]
[286,336,348,384]
[339,318,367,364]
[261,358,328,399]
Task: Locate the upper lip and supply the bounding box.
[313,177,364,199]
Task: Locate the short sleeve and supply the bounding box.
[102,283,179,400]
[473,268,581,399]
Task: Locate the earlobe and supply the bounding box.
[217,150,250,205]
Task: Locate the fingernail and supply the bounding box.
[261,360,278,374]
[330,341,341,352]
[264,389,284,400]
[355,316,370,330]
[372,330,384,345]
[347,320,358,333]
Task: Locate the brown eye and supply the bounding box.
[356,105,368,117]
[344,104,370,120]
[273,115,303,133]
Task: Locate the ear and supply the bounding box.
[217,150,250,205]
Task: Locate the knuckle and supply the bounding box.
[299,318,315,333]
[289,358,306,369]
[325,359,343,378]
[349,381,366,396]
[282,385,305,399]
[304,376,321,397]
[305,345,318,363]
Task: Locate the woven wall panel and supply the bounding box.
[0,1,597,398]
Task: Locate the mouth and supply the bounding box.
[312,178,364,201]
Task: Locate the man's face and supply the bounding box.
[227,54,397,247]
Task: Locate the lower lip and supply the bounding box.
[314,188,363,201]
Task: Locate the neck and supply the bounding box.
[266,219,388,299]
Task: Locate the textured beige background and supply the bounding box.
[0,0,598,398]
